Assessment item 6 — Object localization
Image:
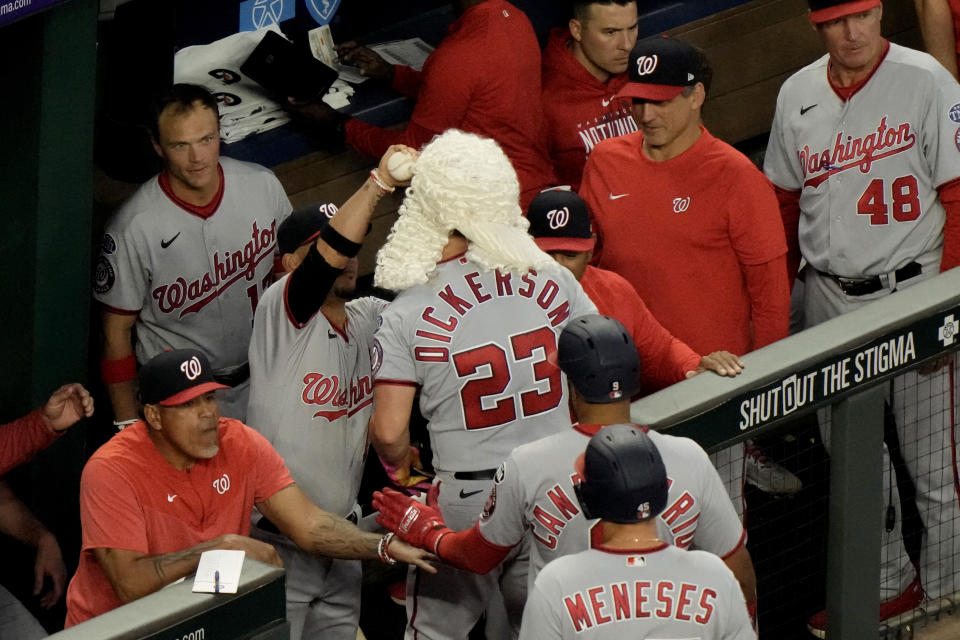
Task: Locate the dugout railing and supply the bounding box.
[631,267,960,639]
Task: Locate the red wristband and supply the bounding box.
[101,354,137,384]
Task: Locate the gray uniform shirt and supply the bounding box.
[247,274,385,516]
[520,543,754,640]
[764,43,960,277]
[373,255,596,472]
[478,426,745,593]
[93,156,292,370]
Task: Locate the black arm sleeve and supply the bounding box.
[285,243,345,327]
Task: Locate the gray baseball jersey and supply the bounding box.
[764,43,960,277]
[247,274,385,517]
[93,156,292,371]
[519,543,755,640]
[765,43,960,603]
[477,425,745,593]
[373,255,596,472]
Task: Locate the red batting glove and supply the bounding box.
[374,488,451,554]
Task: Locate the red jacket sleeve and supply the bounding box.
[392,65,423,98]
[0,409,58,475]
[344,118,438,160]
[939,178,960,272]
[743,256,791,350]
[773,185,802,289]
[435,523,514,574]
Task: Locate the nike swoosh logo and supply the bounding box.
[459,489,484,499]
[161,232,181,249]
[328,331,338,339]
[167,494,177,502]
[609,193,629,200]
[602,98,611,107]
[800,104,818,115]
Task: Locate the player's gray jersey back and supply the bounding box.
[373,255,595,472]
[478,425,745,593]
[520,544,754,640]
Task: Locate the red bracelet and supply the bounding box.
[101,354,137,384]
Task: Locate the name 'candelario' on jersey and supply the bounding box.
[152,220,277,317]
[798,117,915,186]
[563,579,717,632]
[531,477,702,551]
[413,266,573,363]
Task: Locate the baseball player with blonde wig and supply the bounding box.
[370,129,596,639]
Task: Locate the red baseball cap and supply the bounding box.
[808,0,881,24]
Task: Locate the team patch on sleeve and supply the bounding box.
[481,484,498,520]
[370,339,384,376]
[949,103,960,123]
[93,256,116,294]
[101,234,116,255]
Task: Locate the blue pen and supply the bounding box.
[214,570,220,594]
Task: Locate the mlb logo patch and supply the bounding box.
[950,103,960,124]
[636,500,651,519]
[626,555,646,567]
[955,127,960,153]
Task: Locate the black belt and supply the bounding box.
[257,511,357,535]
[454,469,497,481]
[213,362,250,387]
[819,261,921,297]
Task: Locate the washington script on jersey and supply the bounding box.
[563,579,718,632]
[798,117,915,188]
[301,371,373,421]
[413,265,574,363]
[152,220,277,318]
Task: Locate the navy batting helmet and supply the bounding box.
[558,315,639,403]
[574,424,668,523]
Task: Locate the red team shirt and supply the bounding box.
[540,28,637,190]
[65,419,293,626]
[579,265,700,391]
[344,0,556,208]
[581,128,789,356]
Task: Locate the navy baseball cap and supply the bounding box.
[277,202,339,255]
[526,187,595,253]
[617,36,705,102]
[808,0,880,23]
[138,349,228,407]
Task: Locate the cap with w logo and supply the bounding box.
[617,35,705,102]
[138,348,228,407]
[526,187,595,253]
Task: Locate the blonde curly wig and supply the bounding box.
[374,130,553,291]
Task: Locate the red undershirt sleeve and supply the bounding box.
[435,524,514,574]
[743,256,791,350]
[773,186,802,290]
[938,179,960,272]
